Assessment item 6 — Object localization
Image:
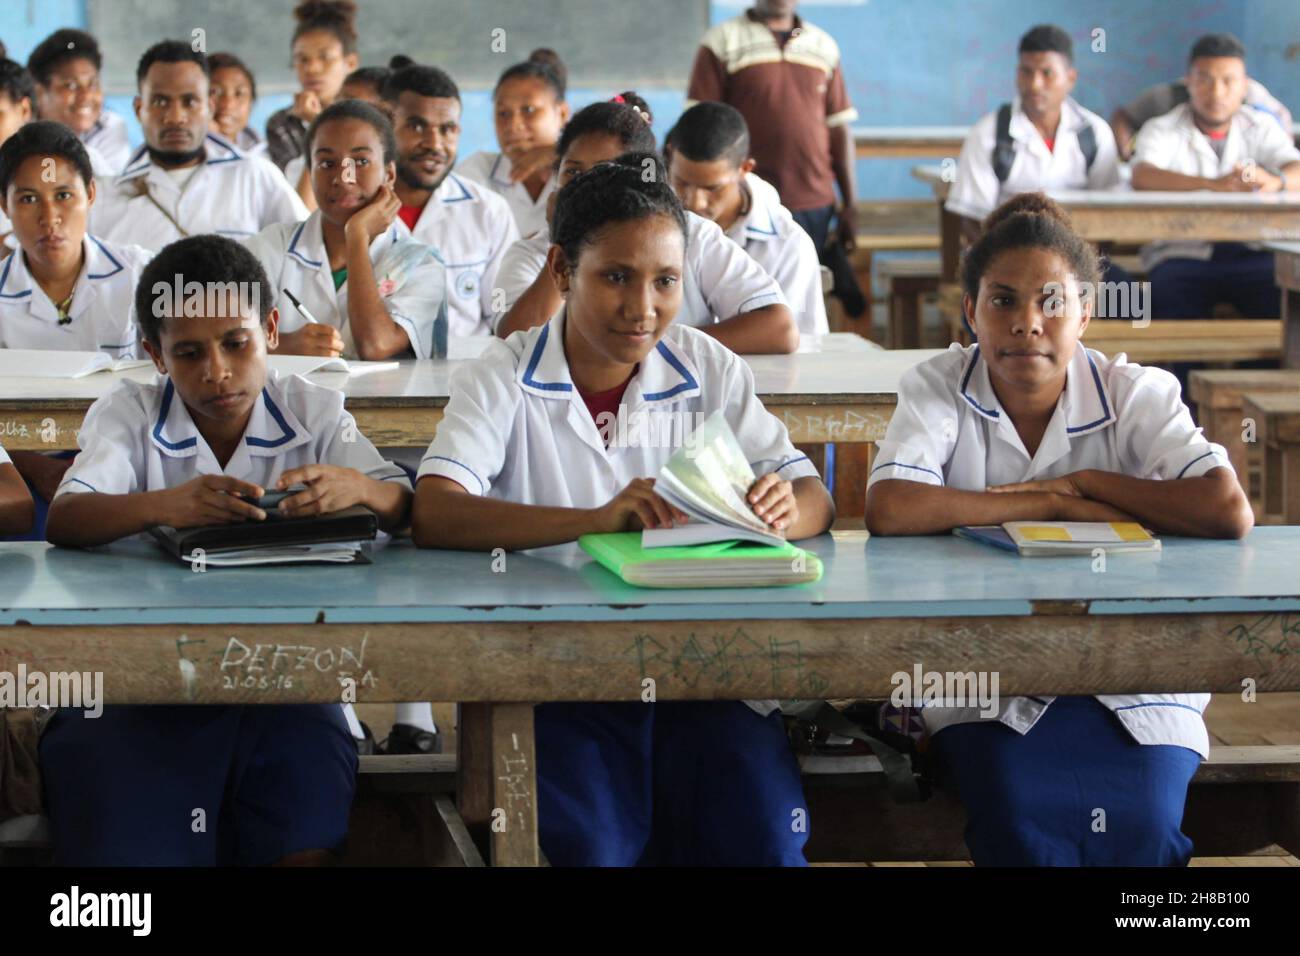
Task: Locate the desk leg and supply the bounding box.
[1286,288,1300,370]
[457,702,540,866]
[1283,446,1300,525]
[490,703,540,866]
[939,204,961,284]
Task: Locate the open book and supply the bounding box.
[0,348,153,379]
[577,411,822,587]
[267,355,399,377]
[955,521,1161,556]
[641,409,785,548]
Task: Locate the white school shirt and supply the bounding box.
[90,133,309,251]
[243,210,449,360]
[418,310,820,716]
[55,369,409,502]
[0,235,150,357]
[1132,103,1300,271]
[492,211,788,333]
[457,150,555,239]
[946,96,1122,222]
[233,127,269,159]
[868,342,1234,757]
[727,173,827,336]
[406,173,519,340]
[81,110,131,176]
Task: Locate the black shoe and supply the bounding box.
[381,723,442,755]
[354,720,378,756]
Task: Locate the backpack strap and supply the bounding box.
[1077,121,1098,172]
[992,102,1016,183]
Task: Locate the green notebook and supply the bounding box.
[579,532,823,589]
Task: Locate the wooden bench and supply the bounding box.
[938,286,1284,363]
[1188,370,1300,503]
[1241,392,1300,524]
[6,745,1297,866]
[879,257,941,349]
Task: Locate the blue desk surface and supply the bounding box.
[2,529,1298,627]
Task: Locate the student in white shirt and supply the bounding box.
[0,441,35,536]
[91,42,307,252]
[42,234,411,866]
[209,52,268,159]
[27,29,131,175]
[381,62,518,341]
[0,122,153,530]
[456,50,568,238]
[865,193,1253,867]
[665,101,827,336]
[1131,33,1300,319]
[947,25,1121,227]
[244,99,448,361]
[411,160,833,866]
[497,101,798,354]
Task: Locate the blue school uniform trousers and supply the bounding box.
[535,701,809,866]
[1150,243,1281,319]
[40,703,357,866]
[933,696,1201,866]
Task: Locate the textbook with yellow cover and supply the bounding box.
[954,521,1161,556]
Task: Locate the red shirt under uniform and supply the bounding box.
[398,204,422,231]
[686,9,858,212]
[577,368,638,447]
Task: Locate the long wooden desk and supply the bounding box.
[914,164,1300,281]
[0,337,945,451]
[855,126,966,159]
[3,529,1299,865]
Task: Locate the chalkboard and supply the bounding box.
[88,0,710,93]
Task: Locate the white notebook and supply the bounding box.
[0,349,153,379]
[267,355,399,377]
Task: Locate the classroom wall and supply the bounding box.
[4,1,1298,198]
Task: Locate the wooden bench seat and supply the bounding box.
[879,256,942,349]
[1189,370,1300,505]
[348,744,1300,865]
[937,284,1283,363]
[1241,391,1300,524]
[8,745,1295,866]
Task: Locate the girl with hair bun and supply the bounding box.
[412,157,833,865]
[457,49,570,236]
[866,192,1253,867]
[265,0,361,173]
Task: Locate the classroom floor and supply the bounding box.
[357,692,1300,867]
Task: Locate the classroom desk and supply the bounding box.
[914,164,1300,280]
[3,529,1298,864]
[0,337,945,451]
[854,126,967,159]
[1270,242,1300,368]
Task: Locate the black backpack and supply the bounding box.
[992,102,1098,183]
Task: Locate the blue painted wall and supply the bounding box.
[4,1,1298,198]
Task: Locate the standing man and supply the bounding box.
[686,1,861,312]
